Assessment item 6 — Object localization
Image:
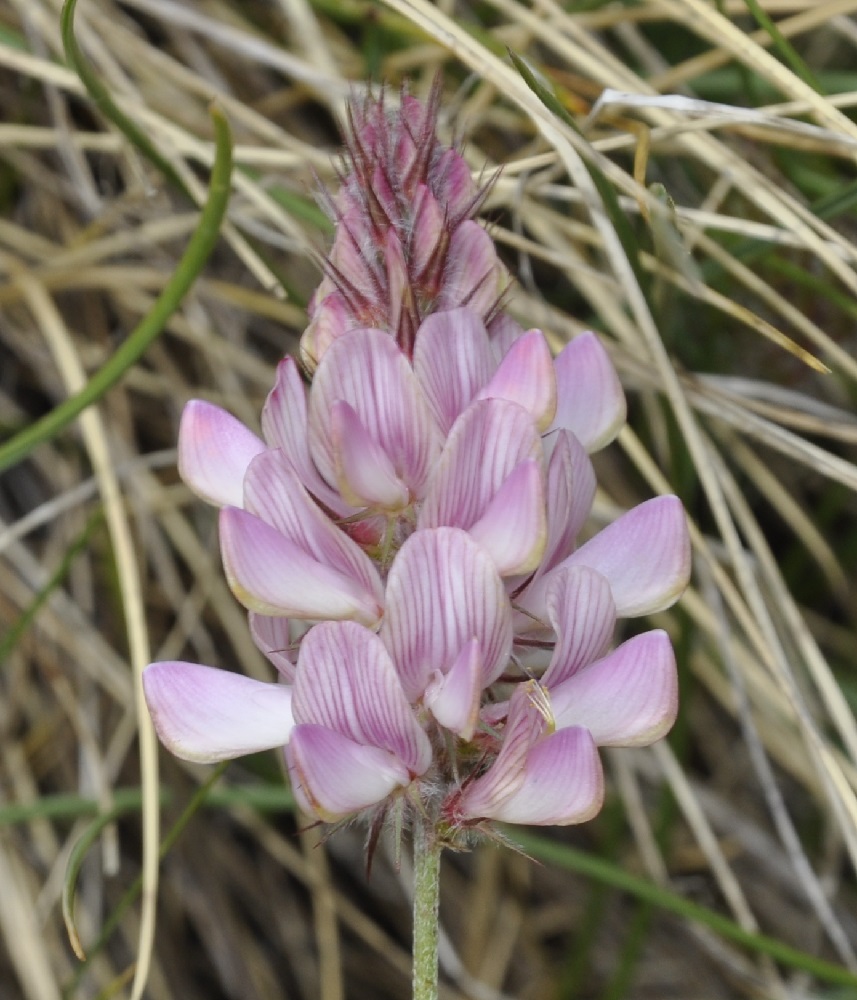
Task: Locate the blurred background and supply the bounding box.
[1,0,857,997]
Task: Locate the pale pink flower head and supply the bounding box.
[301,80,510,371]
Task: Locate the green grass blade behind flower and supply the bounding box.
[508,831,857,990]
[0,104,233,474]
[60,0,191,200]
[740,0,823,94]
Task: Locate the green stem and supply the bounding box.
[412,819,441,1000]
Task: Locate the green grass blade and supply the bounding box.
[0,104,233,474]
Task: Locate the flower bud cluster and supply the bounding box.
[144,86,691,844]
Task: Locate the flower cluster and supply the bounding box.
[143,84,691,840]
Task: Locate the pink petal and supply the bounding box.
[293,621,432,776]
[486,313,526,361]
[551,332,626,451]
[178,400,266,508]
[300,291,353,374]
[330,400,410,510]
[309,328,442,500]
[418,398,543,538]
[479,727,604,825]
[550,630,678,746]
[249,613,297,681]
[287,725,411,821]
[561,496,691,616]
[477,330,557,432]
[468,459,546,576]
[410,185,445,280]
[412,308,496,436]
[436,220,503,316]
[243,449,384,609]
[424,638,482,739]
[541,566,616,687]
[219,507,383,626]
[143,661,294,763]
[384,229,409,338]
[381,527,512,701]
[261,358,347,514]
[539,431,596,573]
[434,147,478,220]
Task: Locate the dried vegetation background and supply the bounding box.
[1,0,857,998]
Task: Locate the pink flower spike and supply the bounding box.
[477,330,557,432]
[551,332,626,452]
[412,308,495,436]
[476,726,604,826]
[550,631,678,746]
[436,220,504,316]
[293,621,432,776]
[561,495,691,617]
[381,527,512,700]
[287,725,411,821]
[143,661,294,763]
[249,613,297,681]
[219,506,383,626]
[178,400,266,508]
[331,400,411,511]
[424,638,483,739]
[468,459,546,577]
[541,566,616,688]
[539,430,596,574]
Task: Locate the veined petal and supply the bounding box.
[309,327,441,499]
[178,400,266,508]
[331,400,410,510]
[143,661,294,763]
[539,430,596,573]
[243,449,384,609]
[219,507,382,626]
[479,727,604,825]
[437,220,502,316]
[561,495,691,616]
[249,613,297,681]
[477,330,557,432]
[468,459,546,576]
[550,631,678,746]
[287,725,410,821]
[261,358,347,514]
[424,639,482,739]
[293,621,432,775]
[551,332,626,452]
[541,566,616,687]
[381,527,512,700]
[412,308,495,436]
[487,313,526,361]
[419,398,543,537]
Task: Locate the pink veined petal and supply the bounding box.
[468,459,546,577]
[219,507,383,626]
[551,332,627,452]
[451,682,547,820]
[486,313,526,362]
[286,725,411,821]
[477,727,604,826]
[424,638,483,740]
[243,449,384,609]
[381,527,512,701]
[178,400,266,508]
[541,566,616,687]
[293,621,432,776]
[143,661,294,763]
[433,147,478,221]
[550,630,678,746]
[261,357,348,515]
[412,308,496,436]
[476,330,557,432]
[560,495,692,617]
[249,613,297,681]
[437,220,503,316]
[309,327,442,500]
[538,430,596,575]
[419,398,543,536]
[330,400,411,510]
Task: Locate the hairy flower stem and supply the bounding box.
[412,818,441,1000]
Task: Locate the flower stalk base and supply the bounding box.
[412,820,441,1000]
